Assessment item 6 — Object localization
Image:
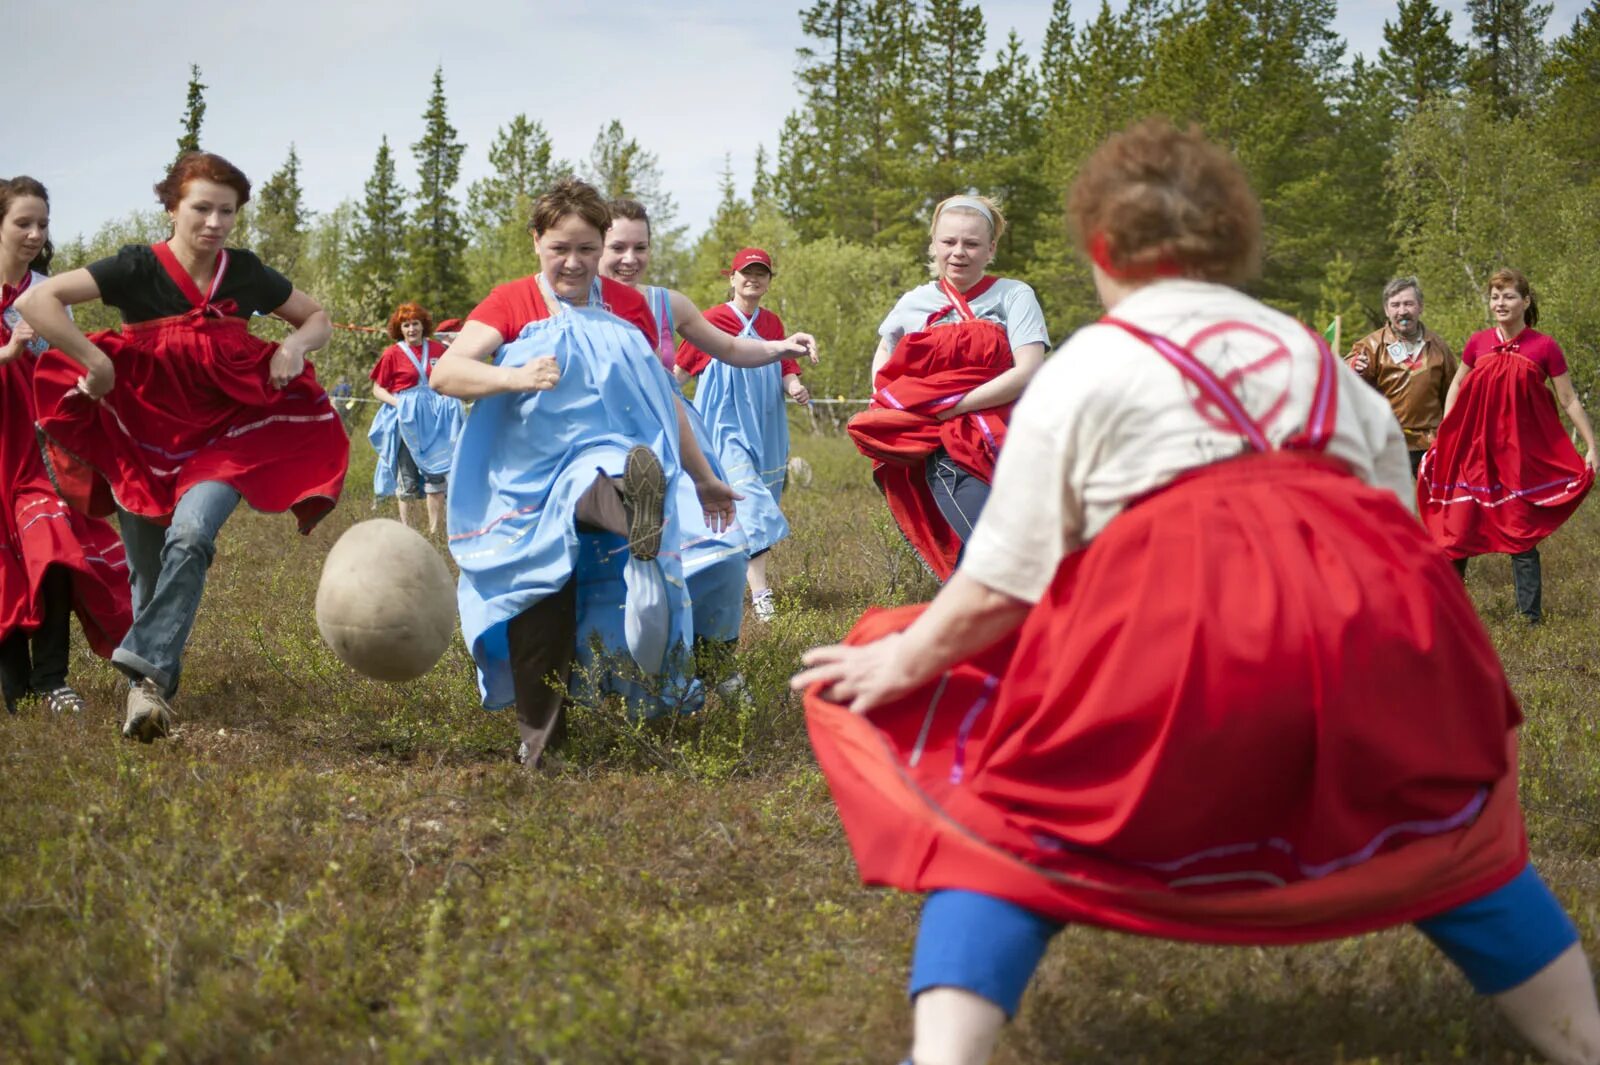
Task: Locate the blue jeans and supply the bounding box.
[113,481,241,696]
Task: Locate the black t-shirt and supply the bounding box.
[86,244,294,325]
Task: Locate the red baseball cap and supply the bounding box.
[729,247,774,274]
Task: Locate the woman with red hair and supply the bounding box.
[795,120,1598,1065]
[1419,268,1596,623]
[0,177,130,716]
[847,195,1049,581]
[369,300,462,535]
[19,151,349,743]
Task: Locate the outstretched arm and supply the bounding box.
[670,289,817,368]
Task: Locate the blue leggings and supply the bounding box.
[910,864,1579,1017]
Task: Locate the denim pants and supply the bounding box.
[113,481,242,696]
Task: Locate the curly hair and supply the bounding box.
[154,151,252,211]
[1069,118,1261,285]
[529,178,611,238]
[0,175,53,273]
[386,301,434,340]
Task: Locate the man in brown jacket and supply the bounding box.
[1346,276,1458,477]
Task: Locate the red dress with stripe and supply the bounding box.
[1418,330,1592,557]
[848,276,1013,580]
[32,244,349,532]
[806,318,1524,943]
[0,275,131,656]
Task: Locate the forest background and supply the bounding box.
[51,0,1600,401]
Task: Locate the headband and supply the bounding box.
[1088,232,1184,281]
[937,196,995,228]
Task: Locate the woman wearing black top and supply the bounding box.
[19,151,349,742]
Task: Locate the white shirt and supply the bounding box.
[878,277,1049,353]
[959,280,1412,603]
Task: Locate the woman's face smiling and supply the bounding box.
[1489,284,1529,333]
[0,194,48,271]
[600,217,651,286]
[536,213,605,303]
[731,264,771,303]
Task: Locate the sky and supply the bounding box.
[22,0,1589,246]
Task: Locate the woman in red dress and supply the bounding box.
[794,120,1599,1065]
[19,152,349,742]
[1419,268,1596,623]
[0,177,130,716]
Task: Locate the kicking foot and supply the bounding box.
[621,445,666,561]
[751,589,776,623]
[41,686,87,715]
[121,678,173,743]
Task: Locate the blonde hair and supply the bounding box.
[931,194,1007,243]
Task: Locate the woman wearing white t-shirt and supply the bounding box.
[797,120,1598,1065]
[847,196,1048,580]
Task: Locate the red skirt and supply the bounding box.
[805,452,1526,943]
[0,356,131,654]
[1419,351,1593,557]
[33,315,349,532]
[848,320,1012,579]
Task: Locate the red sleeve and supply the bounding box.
[676,341,712,376]
[1460,332,1485,369]
[369,345,402,390]
[467,279,547,341]
[781,358,802,378]
[601,279,659,349]
[1538,334,1569,378]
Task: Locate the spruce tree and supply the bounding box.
[175,64,206,161]
[403,67,470,316]
[1465,0,1554,117]
[1379,0,1467,118]
[918,0,989,205]
[255,145,308,277]
[464,116,569,296]
[352,136,407,323]
[778,0,866,236]
[585,120,686,277]
[1541,2,1600,179]
[978,31,1050,273]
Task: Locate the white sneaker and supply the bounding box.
[122,678,173,743]
[751,589,776,623]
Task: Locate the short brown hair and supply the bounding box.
[386,301,434,340]
[1487,267,1539,329]
[608,198,650,238]
[1068,118,1261,285]
[155,151,252,211]
[0,175,53,273]
[529,178,610,238]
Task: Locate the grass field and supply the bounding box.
[3,424,1599,1064]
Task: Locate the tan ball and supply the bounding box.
[316,519,456,682]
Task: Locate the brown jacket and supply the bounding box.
[1346,326,1457,451]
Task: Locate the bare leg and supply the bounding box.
[910,987,1006,1065]
[396,497,412,528]
[1493,944,1600,1065]
[426,492,446,536]
[746,551,770,598]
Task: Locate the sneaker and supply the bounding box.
[41,686,87,715]
[621,445,666,561]
[122,678,173,743]
[751,589,776,623]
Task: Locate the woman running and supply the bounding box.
[368,301,463,536]
[0,177,130,716]
[674,248,810,622]
[847,196,1048,580]
[19,151,349,742]
[794,119,1600,1065]
[434,179,740,769]
[601,201,816,651]
[1419,268,1596,623]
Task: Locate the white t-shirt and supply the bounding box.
[878,277,1049,353]
[959,280,1412,603]
[2,270,56,354]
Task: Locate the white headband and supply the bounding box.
[937,195,995,228]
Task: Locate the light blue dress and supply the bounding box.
[369,340,465,497]
[449,280,699,716]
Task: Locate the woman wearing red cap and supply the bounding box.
[368,301,462,536]
[1418,268,1596,623]
[795,120,1598,1065]
[0,176,131,716]
[848,195,1048,581]
[19,151,349,742]
[673,247,809,622]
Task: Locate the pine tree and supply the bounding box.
[1379,0,1467,118]
[585,120,686,279]
[1039,0,1077,99]
[918,0,989,206]
[175,64,206,161]
[255,145,308,277]
[1465,0,1554,117]
[978,31,1051,273]
[466,115,567,234]
[1541,2,1600,181]
[777,0,866,237]
[751,145,776,207]
[403,67,470,316]
[352,136,407,323]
